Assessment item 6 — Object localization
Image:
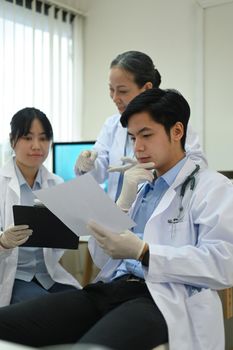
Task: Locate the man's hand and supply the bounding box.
[0,225,32,249]
[88,221,146,260]
[116,162,155,211]
[74,150,98,175]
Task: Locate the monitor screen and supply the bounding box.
[52,141,95,182]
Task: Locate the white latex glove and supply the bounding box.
[88,221,145,260]
[74,150,98,175]
[33,199,45,207]
[108,157,138,173]
[116,162,155,211]
[0,225,32,249]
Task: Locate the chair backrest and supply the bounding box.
[219,289,233,319]
[218,170,233,319]
[218,170,233,180]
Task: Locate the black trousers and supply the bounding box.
[0,276,168,350]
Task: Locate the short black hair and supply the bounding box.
[110,51,161,88]
[120,88,190,150]
[10,107,53,147]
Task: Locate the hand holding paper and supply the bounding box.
[88,220,145,260]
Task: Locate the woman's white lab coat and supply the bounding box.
[89,158,233,350]
[0,158,81,307]
[90,114,207,200]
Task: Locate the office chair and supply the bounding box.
[218,171,233,320]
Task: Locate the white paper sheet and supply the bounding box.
[34,174,135,236]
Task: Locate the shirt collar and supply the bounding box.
[160,156,187,187]
[13,158,42,188]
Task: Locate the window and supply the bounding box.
[0,0,83,166]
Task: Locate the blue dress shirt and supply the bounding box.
[112,157,187,280]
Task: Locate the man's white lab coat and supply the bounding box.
[89,158,233,350]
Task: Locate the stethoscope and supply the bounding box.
[168,164,200,224]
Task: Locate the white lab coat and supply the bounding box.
[0,158,81,307]
[89,158,233,350]
[90,113,207,200]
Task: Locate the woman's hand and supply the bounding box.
[0,225,32,249]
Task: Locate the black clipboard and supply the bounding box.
[13,205,79,249]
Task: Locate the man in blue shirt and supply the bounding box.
[0,88,232,350]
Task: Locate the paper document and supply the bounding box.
[34,174,135,236]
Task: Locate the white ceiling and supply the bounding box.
[51,0,89,14]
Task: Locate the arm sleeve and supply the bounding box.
[89,115,120,184]
[146,175,233,290]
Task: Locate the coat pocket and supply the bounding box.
[185,288,224,350]
[168,220,193,246]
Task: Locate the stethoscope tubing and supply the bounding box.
[168,164,200,224]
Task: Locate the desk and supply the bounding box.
[79,236,94,286]
[82,247,94,286]
[0,340,35,349]
[60,236,95,286]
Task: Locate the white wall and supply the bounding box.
[204,1,233,170]
[60,0,233,171]
[81,0,203,142]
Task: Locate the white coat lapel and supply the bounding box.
[148,158,198,221]
[0,158,20,198]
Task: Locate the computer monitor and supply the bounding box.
[52,141,96,182]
